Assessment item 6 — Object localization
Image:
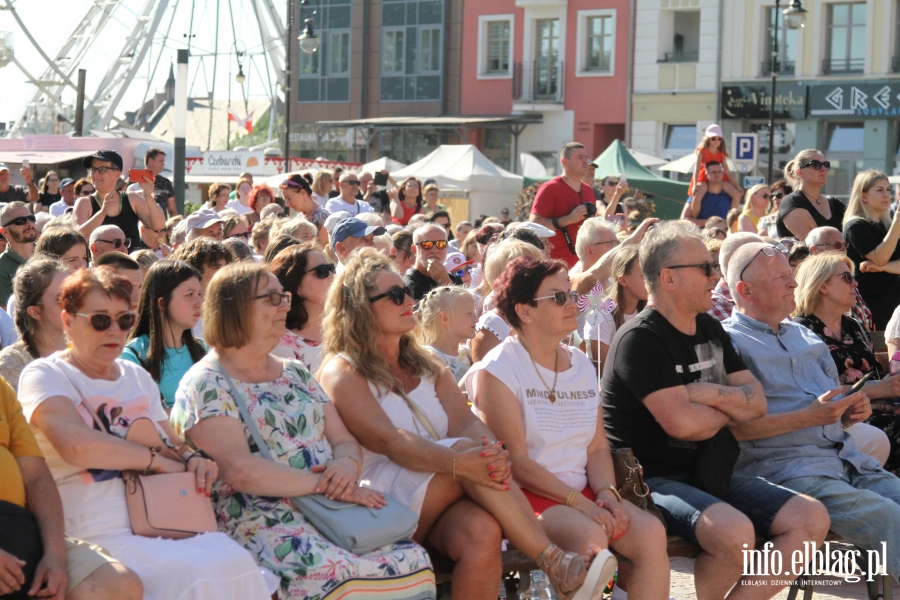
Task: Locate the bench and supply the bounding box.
[430,533,893,600]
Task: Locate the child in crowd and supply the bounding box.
[416,286,476,382]
[689,124,742,203]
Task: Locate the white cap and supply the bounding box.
[183,207,224,230]
[324,210,351,234]
[705,124,724,138]
[514,221,555,239]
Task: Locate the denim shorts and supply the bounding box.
[645,472,798,544]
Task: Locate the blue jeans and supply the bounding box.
[645,473,798,545]
[781,463,900,579]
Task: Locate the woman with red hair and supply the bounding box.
[246,184,275,227]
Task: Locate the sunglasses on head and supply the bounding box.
[97,238,131,250]
[533,290,579,306]
[75,311,136,332]
[418,240,448,250]
[369,285,414,306]
[3,214,36,227]
[738,244,789,280]
[453,265,473,278]
[305,263,336,279]
[800,159,831,171]
[255,291,292,306]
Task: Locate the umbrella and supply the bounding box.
[628,149,667,168]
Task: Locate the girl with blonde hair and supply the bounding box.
[776,148,844,240]
[737,184,771,232]
[841,169,900,329]
[416,286,477,381]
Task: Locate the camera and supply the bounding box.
[582,202,597,217]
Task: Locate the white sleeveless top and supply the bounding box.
[467,336,600,490]
[475,310,511,343]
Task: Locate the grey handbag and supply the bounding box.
[211,358,419,556]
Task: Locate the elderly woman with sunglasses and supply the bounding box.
[776,149,845,241]
[279,174,329,246]
[841,170,900,330]
[467,256,668,599]
[170,262,435,600]
[269,243,336,374]
[319,248,615,600]
[17,266,275,600]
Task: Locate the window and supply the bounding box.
[659,10,700,62]
[420,28,441,73]
[826,122,865,153]
[762,6,797,75]
[664,125,697,152]
[825,3,865,74]
[329,32,350,75]
[487,21,510,73]
[297,0,351,103]
[300,50,319,76]
[576,10,616,76]
[383,29,405,74]
[380,0,445,101]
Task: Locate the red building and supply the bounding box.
[460,0,630,175]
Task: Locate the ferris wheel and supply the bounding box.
[0,0,289,136]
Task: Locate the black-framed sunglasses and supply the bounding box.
[835,271,855,284]
[255,291,292,306]
[814,241,847,251]
[665,261,722,278]
[738,244,789,281]
[369,285,413,306]
[97,238,131,250]
[2,214,36,227]
[533,290,579,306]
[75,312,137,332]
[305,263,336,279]
[771,192,785,200]
[418,240,448,250]
[604,180,619,186]
[800,159,831,171]
[342,180,361,186]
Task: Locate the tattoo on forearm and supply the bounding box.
[717,387,728,397]
[740,385,754,405]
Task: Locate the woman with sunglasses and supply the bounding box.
[319,248,613,600]
[776,149,844,240]
[170,261,435,599]
[757,179,792,237]
[279,174,329,246]
[841,170,900,330]
[121,260,207,411]
[268,243,335,374]
[737,184,771,233]
[390,177,423,226]
[223,215,250,242]
[468,255,667,600]
[246,183,275,227]
[18,266,274,600]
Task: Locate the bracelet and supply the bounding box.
[452,457,457,480]
[144,446,160,474]
[565,488,578,507]
[552,218,562,231]
[186,449,213,463]
[343,456,362,479]
[598,483,623,502]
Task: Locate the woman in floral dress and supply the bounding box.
[171,262,435,600]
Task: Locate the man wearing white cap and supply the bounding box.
[182,208,224,242]
[0,162,37,204]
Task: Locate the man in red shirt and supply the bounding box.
[529,142,595,267]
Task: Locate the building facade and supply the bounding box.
[459,0,630,175]
[720,0,900,195]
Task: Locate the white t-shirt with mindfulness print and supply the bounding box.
[469,336,599,490]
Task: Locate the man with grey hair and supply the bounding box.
[325,171,375,216]
[723,241,900,582]
[805,226,874,330]
[89,224,128,261]
[602,222,827,599]
[529,142,595,267]
[708,232,762,321]
[403,222,460,300]
[571,217,658,295]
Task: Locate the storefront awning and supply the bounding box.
[0,150,95,165]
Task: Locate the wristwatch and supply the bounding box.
[552,218,562,231]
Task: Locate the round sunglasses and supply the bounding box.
[533,290,579,306]
[97,238,131,250]
[305,263,336,279]
[75,311,137,332]
[369,285,414,306]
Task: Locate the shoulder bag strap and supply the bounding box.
[207,358,274,461]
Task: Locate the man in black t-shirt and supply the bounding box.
[145,148,176,218]
[0,162,37,205]
[403,223,461,301]
[601,221,829,599]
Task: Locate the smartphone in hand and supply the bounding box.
[835,371,876,401]
[129,169,154,183]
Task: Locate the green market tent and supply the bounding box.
[594,140,689,219]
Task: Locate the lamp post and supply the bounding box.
[284,0,318,174]
[767,0,807,184]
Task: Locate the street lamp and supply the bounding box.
[767,0,807,183]
[235,64,245,84]
[298,19,318,54]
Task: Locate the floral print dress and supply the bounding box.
[171,360,435,600]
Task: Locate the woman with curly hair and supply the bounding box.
[390,177,424,226]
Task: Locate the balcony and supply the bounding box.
[513,60,565,104]
[760,59,796,76]
[822,57,864,75]
[658,51,699,63]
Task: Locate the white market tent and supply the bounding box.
[392,144,523,221]
[361,156,408,174]
[660,153,739,174]
[628,148,667,168]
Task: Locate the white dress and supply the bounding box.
[475,310,511,345]
[18,354,276,600]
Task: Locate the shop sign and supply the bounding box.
[721,84,807,120]
[809,82,900,118]
[202,151,266,175]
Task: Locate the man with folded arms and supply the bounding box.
[602,222,829,599]
[723,241,900,581]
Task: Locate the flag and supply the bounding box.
[227,108,253,134]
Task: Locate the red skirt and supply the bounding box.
[522,486,596,517]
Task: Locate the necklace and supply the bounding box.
[521,340,560,403]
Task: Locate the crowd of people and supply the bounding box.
[3,133,900,600]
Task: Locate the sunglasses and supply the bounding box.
[835,271,855,284]
[666,261,722,278]
[710,136,723,141]
[738,244,789,280]
[305,263,336,279]
[604,180,619,186]
[369,285,414,306]
[81,188,95,195]
[97,238,131,250]
[418,240,448,250]
[227,231,251,240]
[771,192,785,199]
[533,290,579,306]
[800,159,831,171]
[75,311,137,332]
[814,241,847,251]
[255,291,292,306]
[342,180,361,186]
[453,265,473,278]
[759,193,770,199]
[2,214,36,227]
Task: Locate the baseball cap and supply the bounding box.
[705,124,724,139]
[444,252,474,273]
[0,163,8,173]
[514,221,555,239]
[60,177,75,188]
[324,211,351,234]
[81,150,123,171]
[331,217,386,249]
[183,207,224,231]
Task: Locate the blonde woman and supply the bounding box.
[318,248,615,600]
[274,214,318,244]
[471,240,543,362]
[311,170,333,205]
[757,179,792,237]
[416,286,477,382]
[841,170,900,329]
[776,149,845,240]
[737,184,770,233]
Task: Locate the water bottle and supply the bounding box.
[520,570,554,600]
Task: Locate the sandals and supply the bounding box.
[535,543,617,600]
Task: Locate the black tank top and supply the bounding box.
[89,192,144,250]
